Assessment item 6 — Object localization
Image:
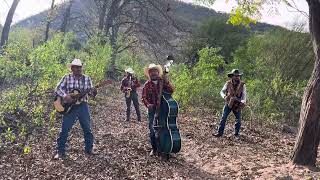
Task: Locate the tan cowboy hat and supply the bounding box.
[144,63,163,79]
[67,58,83,70]
[125,67,134,74]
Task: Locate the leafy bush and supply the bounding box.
[172,47,225,110]
[182,17,249,65]
[231,29,311,126]
[78,36,112,83]
[0,33,112,148]
[116,52,146,81]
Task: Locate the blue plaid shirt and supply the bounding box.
[55,74,94,102]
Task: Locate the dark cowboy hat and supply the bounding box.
[166,55,174,60]
[227,69,243,77]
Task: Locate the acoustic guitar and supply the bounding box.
[53,79,112,114]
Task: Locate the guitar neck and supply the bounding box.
[71,89,92,100]
[72,79,112,99]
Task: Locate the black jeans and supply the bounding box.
[125,91,141,121]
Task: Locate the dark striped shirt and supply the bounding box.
[55,74,93,102]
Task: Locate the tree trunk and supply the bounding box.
[291,0,320,166]
[105,25,119,79]
[0,0,20,47]
[60,0,74,34]
[103,0,121,79]
[98,0,108,33]
[44,0,56,42]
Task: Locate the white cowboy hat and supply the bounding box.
[227,69,243,77]
[125,67,134,74]
[67,58,82,70]
[144,63,163,79]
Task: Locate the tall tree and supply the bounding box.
[44,0,56,42]
[93,0,108,34]
[90,0,185,77]
[60,0,74,34]
[291,0,320,166]
[71,0,186,78]
[0,0,20,47]
[198,0,320,167]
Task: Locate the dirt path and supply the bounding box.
[1,87,320,179]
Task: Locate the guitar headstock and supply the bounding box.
[95,79,113,88]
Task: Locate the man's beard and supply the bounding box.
[233,79,240,85]
[150,75,158,81]
[73,71,82,77]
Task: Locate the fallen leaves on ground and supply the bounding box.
[1,87,320,179]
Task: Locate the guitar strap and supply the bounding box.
[81,75,86,101]
[82,75,85,91]
[66,74,68,92]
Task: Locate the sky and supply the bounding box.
[0,0,309,29]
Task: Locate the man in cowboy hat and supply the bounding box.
[121,67,141,122]
[54,58,97,159]
[142,63,174,156]
[214,69,247,138]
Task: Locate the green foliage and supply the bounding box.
[184,17,250,65]
[0,50,29,82]
[5,128,16,143]
[23,146,31,154]
[172,47,225,109]
[231,29,312,125]
[31,105,45,126]
[9,28,42,48]
[194,0,266,27]
[116,52,146,81]
[79,36,112,83]
[18,123,27,138]
[0,86,28,114]
[228,6,257,27]
[233,29,313,81]
[29,34,73,89]
[0,32,112,147]
[0,29,39,82]
[175,27,311,126]
[48,110,56,139]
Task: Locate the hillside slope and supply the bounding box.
[13,0,277,37]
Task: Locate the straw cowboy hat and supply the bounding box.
[125,67,135,74]
[67,58,83,70]
[227,69,243,78]
[144,63,163,79]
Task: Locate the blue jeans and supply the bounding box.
[217,105,241,136]
[57,102,94,154]
[147,109,157,151]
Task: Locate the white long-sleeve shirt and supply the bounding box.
[220,82,247,104]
